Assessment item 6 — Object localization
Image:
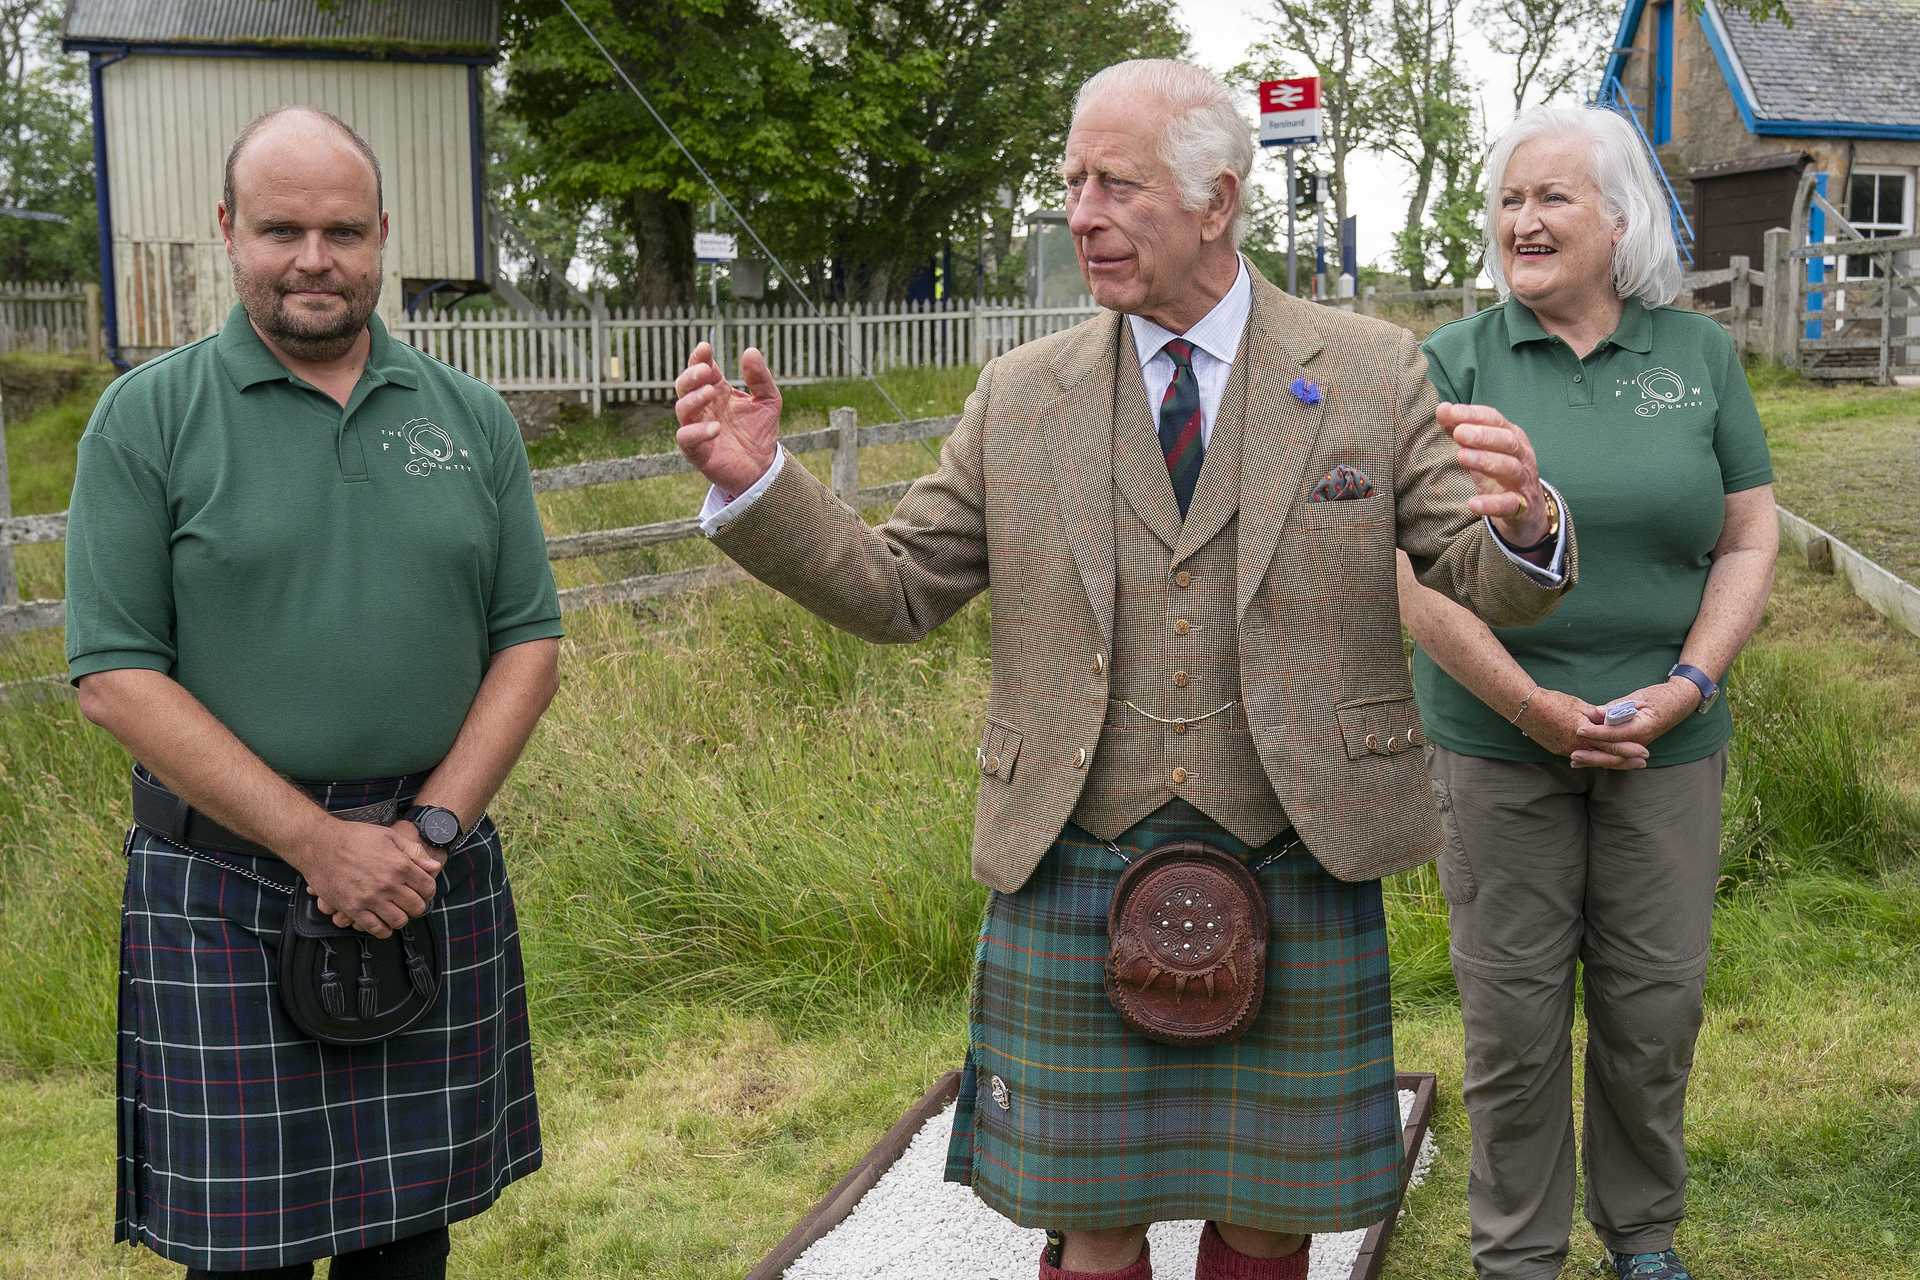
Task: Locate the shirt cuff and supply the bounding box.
[698,448,786,537]
[1487,480,1569,587]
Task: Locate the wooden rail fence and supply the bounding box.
[0,407,959,641]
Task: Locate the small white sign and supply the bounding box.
[694,232,737,262]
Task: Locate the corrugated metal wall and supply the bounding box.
[103,55,477,354]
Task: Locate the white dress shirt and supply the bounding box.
[699,258,1567,583]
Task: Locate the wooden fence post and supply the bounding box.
[1360,285,1375,317]
[831,406,859,504]
[590,292,606,418]
[1880,244,1895,386]
[1762,227,1793,365]
[84,283,102,364]
[1461,277,1477,318]
[0,385,15,610]
[1729,254,1751,359]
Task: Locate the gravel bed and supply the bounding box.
[785,1089,1436,1280]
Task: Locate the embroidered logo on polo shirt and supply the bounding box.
[377,418,474,477]
[1613,366,1706,418]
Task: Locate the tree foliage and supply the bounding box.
[497,0,1184,306]
[0,1,95,282]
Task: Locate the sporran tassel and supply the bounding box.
[401,929,433,999]
[319,941,346,1017]
[357,938,378,1019]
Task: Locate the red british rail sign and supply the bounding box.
[1258,77,1321,147]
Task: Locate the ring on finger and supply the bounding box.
[1512,493,1529,519]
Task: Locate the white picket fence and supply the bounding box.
[390,299,1099,411]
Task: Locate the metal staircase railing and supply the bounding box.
[1594,74,1696,266]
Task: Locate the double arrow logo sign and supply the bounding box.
[1268,82,1306,109]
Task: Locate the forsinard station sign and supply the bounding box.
[1258,76,1321,147]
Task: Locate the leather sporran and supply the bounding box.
[1104,841,1268,1046]
[279,887,440,1046]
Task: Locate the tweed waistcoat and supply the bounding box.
[1070,330,1291,846]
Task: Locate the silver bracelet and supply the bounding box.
[1508,686,1538,726]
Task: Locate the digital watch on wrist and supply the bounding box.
[1668,663,1719,716]
[403,804,463,852]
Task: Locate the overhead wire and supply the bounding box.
[554,0,923,437]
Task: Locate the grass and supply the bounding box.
[1748,365,1920,584]
[2,356,1918,1277]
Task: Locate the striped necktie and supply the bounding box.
[1158,337,1204,519]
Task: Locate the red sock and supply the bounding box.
[1194,1220,1308,1280]
[1039,1235,1152,1280]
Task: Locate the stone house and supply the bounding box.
[1601,0,1920,284]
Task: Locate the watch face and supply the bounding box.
[417,808,460,847]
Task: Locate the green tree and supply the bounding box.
[497,0,1183,306]
[0,1,95,281]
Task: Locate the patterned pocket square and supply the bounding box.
[1309,464,1374,502]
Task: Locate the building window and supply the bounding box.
[1841,169,1912,280]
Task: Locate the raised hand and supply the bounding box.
[1437,402,1550,548]
[299,818,440,938]
[674,341,782,500]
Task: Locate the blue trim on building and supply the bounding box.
[86,49,131,370]
[62,39,494,66]
[1610,0,1920,140]
[1601,0,1648,91]
[1694,4,1764,133]
[467,65,487,284]
[1653,1,1675,144]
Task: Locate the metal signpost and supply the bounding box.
[695,216,739,365]
[1257,76,1322,296]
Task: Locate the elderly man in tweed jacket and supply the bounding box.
[675,60,1575,1280]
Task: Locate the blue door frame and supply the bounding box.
[1653,1,1675,145]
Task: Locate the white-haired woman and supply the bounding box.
[1400,105,1777,1280]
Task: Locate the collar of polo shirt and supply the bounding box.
[215,302,420,393]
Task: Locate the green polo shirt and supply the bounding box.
[1413,298,1772,766]
[64,304,563,780]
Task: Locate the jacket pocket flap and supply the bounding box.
[977,719,1023,782]
[1335,695,1426,761]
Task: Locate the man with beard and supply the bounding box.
[64,108,559,1279]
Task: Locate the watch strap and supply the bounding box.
[1668,663,1718,713]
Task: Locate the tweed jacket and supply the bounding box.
[712,271,1578,893]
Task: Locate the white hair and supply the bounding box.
[1483,104,1683,307]
[1074,59,1255,247]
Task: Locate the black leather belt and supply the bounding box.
[131,766,277,858]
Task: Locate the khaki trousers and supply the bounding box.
[1427,744,1728,1280]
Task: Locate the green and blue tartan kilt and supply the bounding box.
[944,799,1401,1233]
[116,774,541,1271]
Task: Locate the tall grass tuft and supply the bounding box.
[1721,646,1919,888]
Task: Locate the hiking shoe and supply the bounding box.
[1608,1250,1694,1280]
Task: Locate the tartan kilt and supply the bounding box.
[944,799,1401,1233]
[115,775,542,1270]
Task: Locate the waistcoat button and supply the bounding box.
[1172,670,1189,688]
[1173,721,1187,735]
[1173,618,1191,636]
[1073,747,1087,769]
[1173,570,1192,588]
[1171,767,1188,785]
[1093,652,1106,676]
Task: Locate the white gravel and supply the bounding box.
[784,1089,1437,1280]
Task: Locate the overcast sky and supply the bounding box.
[1172,0,1531,273]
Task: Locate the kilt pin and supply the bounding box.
[706,264,1575,1237]
[116,776,542,1271]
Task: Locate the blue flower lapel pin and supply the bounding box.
[1289,376,1323,407]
